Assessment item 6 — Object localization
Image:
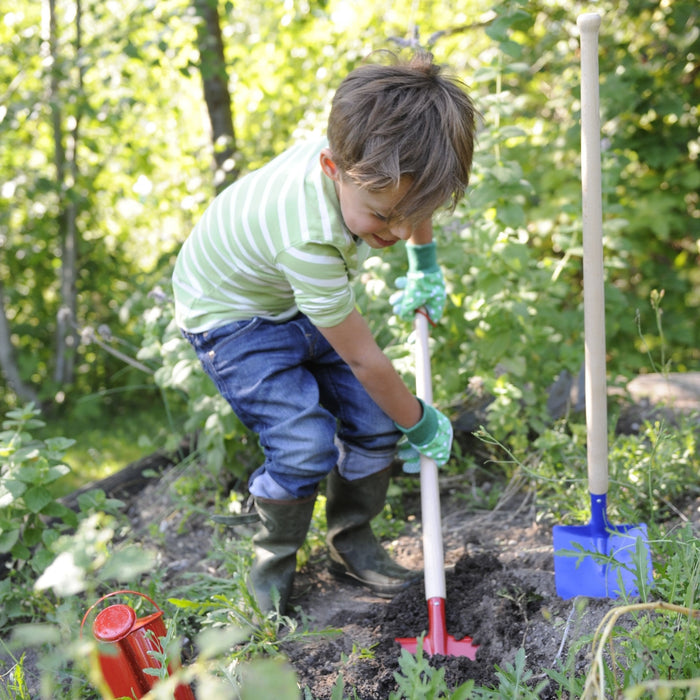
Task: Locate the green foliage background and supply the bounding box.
[1,0,698,471]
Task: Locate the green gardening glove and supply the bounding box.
[397,437,421,474]
[395,399,453,471]
[390,242,446,323]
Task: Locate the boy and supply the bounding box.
[173,51,476,612]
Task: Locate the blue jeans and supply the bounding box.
[181,314,400,499]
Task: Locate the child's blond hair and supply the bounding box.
[327,51,477,223]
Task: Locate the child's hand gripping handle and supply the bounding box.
[390,242,446,323]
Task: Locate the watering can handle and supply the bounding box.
[578,13,608,496]
[414,309,447,601]
[80,589,163,637]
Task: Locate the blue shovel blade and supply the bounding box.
[553,521,652,599]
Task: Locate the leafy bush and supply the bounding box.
[0,405,79,627]
[0,404,149,633]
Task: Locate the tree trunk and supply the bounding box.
[193,0,238,192]
[44,0,81,386]
[0,280,40,406]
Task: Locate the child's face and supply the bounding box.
[320,150,416,249]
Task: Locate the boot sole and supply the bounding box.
[328,561,418,598]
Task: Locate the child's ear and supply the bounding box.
[320,148,341,181]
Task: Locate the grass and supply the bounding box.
[42,397,175,496]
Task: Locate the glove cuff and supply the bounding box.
[395,398,437,445]
[406,242,439,273]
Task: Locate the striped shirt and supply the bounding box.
[173,139,369,332]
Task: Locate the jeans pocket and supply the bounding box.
[210,317,262,353]
[200,318,267,379]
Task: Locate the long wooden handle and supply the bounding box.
[578,13,608,496]
[414,311,446,600]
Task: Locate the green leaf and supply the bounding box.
[14,465,42,483]
[491,162,522,184]
[41,502,78,527]
[42,528,60,548]
[44,464,71,484]
[498,355,527,377]
[11,541,31,560]
[485,15,513,42]
[44,437,76,452]
[7,446,41,465]
[169,598,203,610]
[4,406,39,421]
[498,202,526,228]
[23,524,43,547]
[0,528,20,554]
[31,547,56,573]
[23,486,53,514]
[451,681,476,700]
[499,39,523,59]
[1,480,27,502]
[171,358,194,385]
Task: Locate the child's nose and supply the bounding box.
[390,222,412,240]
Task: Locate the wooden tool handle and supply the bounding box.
[414,311,446,600]
[578,13,609,496]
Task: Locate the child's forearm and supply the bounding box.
[350,353,422,429]
[317,310,422,429]
[407,218,433,246]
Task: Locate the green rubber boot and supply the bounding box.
[325,466,419,597]
[250,494,316,614]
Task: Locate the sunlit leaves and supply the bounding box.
[1,0,698,419]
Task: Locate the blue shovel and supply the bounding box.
[552,14,653,599]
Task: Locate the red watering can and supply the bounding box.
[81,589,194,700]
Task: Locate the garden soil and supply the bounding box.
[123,461,698,699]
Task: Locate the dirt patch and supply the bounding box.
[60,379,700,697]
[123,472,634,698]
[280,495,620,698]
[5,457,698,698]
[99,445,698,700]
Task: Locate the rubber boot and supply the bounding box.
[250,494,316,614]
[325,466,419,597]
